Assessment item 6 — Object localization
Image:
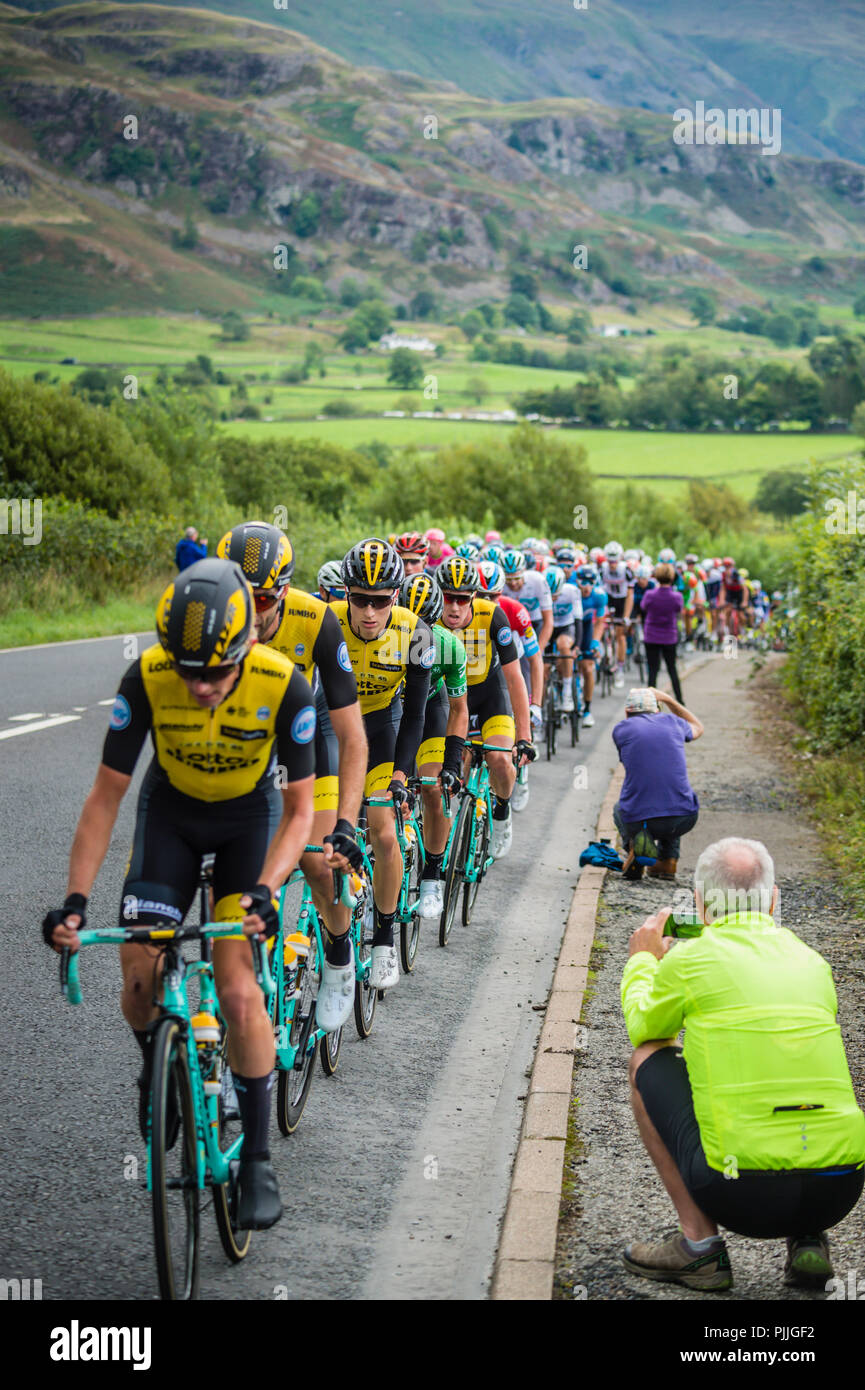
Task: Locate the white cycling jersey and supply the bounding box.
[600,560,634,599]
[551,582,583,627]
[510,570,552,626]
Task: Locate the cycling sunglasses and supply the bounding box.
[442,592,473,606]
[252,586,287,612]
[348,591,394,610]
[173,662,237,685]
[327,586,346,601]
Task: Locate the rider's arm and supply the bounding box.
[312,606,367,826]
[623,586,634,622]
[502,658,531,745]
[392,620,433,779]
[537,596,553,651]
[256,666,318,890]
[528,650,544,706]
[593,592,608,640]
[66,763,133,902]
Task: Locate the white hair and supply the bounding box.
[185,526,197,539]
[694,837,775,923]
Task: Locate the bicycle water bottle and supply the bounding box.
[516,764,528,788]
[191,1011,220,1097]
[283,932,310,1003]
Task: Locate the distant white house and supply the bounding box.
[379,332,436,352]
[597,324,632,338]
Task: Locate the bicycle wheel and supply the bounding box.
[440,795,471,947]
[399,824,423,974]
[213,1030,252,1263]
[462,802,490,926]
[353,887,377,1038]
[150,1017,200,1301]
[276,960,318,1135]
[309,936,344,1074]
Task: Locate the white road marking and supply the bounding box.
[0,630,154,655]
[97,699,115,706]
[0,714,81,740]
[8,712,45,721]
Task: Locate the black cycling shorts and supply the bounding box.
[121,761,281,937]
[607,595,629,620]
[467,663,514,742]
[550,620,581,649]
[363,695,402,796]
[636,1047,865,1239]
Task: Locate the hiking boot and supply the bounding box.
[784,1233,833,1288]
[623,1231,732,1291]
[648,858,678,881]
[622,851,643,881]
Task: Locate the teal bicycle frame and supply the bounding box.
[60,922,274,1193]
[364,792,426,974]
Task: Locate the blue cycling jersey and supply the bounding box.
[581,587,608,626]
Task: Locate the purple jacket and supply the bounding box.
[640,585,682,644]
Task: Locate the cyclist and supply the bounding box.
[424,528,453,569]
[490,564,544,727]
[42,558,317,1230]
[600,541,635,687]
[395,530,430,578]
[400,572,469,917]
[720,557,745,639]
[576,564,608,728]
[333,538,433,989]
[317,560,345,604]
[437,555,535,859]
[680,553,702,651]
[217,522,367,1033]
[502,547,554,655]
[545,564,582,714]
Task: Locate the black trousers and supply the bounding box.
[645,640,683,703]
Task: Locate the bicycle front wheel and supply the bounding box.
[150,1018,201,1301]
[400,826,423,973]
[462,803,490,926]
[354,890,377,1038]
[213,1031,252,1263]
[276,964,318,1135]
[440,795,471,947]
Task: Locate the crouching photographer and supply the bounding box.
[620,836,865,1292]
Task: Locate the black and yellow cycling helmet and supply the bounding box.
[216,520,294,593]
[342,537,404,591]
[435,554,481,594]
[400,572,443,625]
[156,558,254,669]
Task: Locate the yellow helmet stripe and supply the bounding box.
[364,542,384,587]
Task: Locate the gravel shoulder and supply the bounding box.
[554,652,865,1302]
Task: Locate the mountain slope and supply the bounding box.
[10,0,864,161]
[1,3,864,317]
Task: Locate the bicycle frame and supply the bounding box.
[60,924,274,1193]
[458,741,497,884]
[365,795,425,921]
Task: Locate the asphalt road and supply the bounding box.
[1,632,642,1301]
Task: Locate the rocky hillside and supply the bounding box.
[1,2,864,315]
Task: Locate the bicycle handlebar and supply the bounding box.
[59,922,276,1006]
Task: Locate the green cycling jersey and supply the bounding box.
[428,622,468,701]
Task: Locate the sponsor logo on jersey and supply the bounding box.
[249,664,284,680]
[148,660,175,673]
[291,705,316,744]
[226,706,249,717]
[256,706,270,720]
[122,894,183,923]
[110,694,131,730]
[219,724,268,741]
[497,626,514,646]
[294,643,305,657]
[336,641,353,673]
[156,721,205,733]
[419,643,435,668]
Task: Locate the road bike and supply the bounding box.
[597,621,616,697]
[359,791,425,977]
[59,906,275,1300]
[439,740,498,940]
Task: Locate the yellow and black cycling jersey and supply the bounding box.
[265,588,357,711]
[102,642,316,802]
[455,596,521,686]
[331,601,433,713]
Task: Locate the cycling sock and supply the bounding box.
[583,701,591,712]
[682,1233,724,1254]
[422,852,444,881]
[233,1071,274,1162]
[325,930,352,966]
[492,796,511,821]
[373,909,395,947]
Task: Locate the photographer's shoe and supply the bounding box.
[784,1233,832,1288]
[648,858,678,881]
[623,1231,732,1291]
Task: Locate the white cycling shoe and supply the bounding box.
[369,943,400,989]
[582,710,595,728]
[491,811,513,859]
[561,687,575,712]
[418,879,444,918]
[511,778,530,812]
[614,669,625,688]
[316,940,355,1032]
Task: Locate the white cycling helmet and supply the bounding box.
[318,560,345,594]
[604,540,623,560]
[636,562,652,580]
[658,547,676,564]
[624,548,640,563]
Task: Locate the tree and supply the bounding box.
[290,275,326,301]
[219,311,249,342]
[465,376,489,404]
[754,469,810,520]
[409,289,437,319]
[510,268,538,300]
[387,348,424,389]
[853,295,865,319]
[504,293,538,329]
[686,481,747,534]
[765,313,796,347]
[355,299,391,340]
[461,310,485,341]
[690,290,716,326]
[339,278,363,307]
[293,193,321,238]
